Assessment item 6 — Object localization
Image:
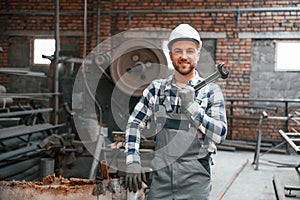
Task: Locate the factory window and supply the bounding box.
[275,41,300,71]
[33,38,55,65]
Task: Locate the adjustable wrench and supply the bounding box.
[194,62,229,91]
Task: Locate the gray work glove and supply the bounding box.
[125,163,146,193]
[178,85,195,109]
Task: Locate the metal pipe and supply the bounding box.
[7,165,39,181]
[40,158,55,178]
[103,7,300,14]
[285,102,289,132]
[291,118,300,126]
[54,0,60,125]
[2,6,300,15]
[83,0,87,58]
[0,157,40,180]
[229,100,233,139]
[89,134,105,180]
[226,98,300,136]
[96,0,101,52]
[0,143,39,162]
[252,112,267,170]
[226,97,300,103]
[279,130,300,154]
[0,92,60,97]
[0,108,53,118]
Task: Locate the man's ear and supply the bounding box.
[169,51,173,59]
[199,41,203,49]
[196,49,201,64]
[198,41,202,57]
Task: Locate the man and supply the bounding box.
[125,24,227,200]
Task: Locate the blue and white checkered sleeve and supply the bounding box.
[186,83,227,144]
[125,82,158,165]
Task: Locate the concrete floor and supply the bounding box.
[210,150,300,200]
[61,148,300,200]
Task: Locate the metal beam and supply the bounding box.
[226,97,300,103]
[1,6,300,15]
[120,30,227,39]
[273,176,286,200]
[0,108,53,118]
[1,30,85,37]
[54,0,60,125]
[0,92,60,98]
[0,123,65,140]
[239,32,300,39]
[279,130,300,154]
[0,157,41,180]
[0,143,39,161]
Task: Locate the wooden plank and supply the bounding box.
[216,160,249,200]
[0,123,65,140]
[0,108,53,118]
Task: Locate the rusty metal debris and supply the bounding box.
[0,175,96,200]
[1,174,144,200]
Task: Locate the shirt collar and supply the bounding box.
[165,70,203,90]
[188,71,203,86]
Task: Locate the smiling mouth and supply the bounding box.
[179,62,190,68]
[178,60,190,65]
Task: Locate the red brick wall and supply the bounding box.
[216,38,252,98]
[0,0,299,141]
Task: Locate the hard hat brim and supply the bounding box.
[168,38,200,51]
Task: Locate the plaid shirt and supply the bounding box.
[125,72,227,164]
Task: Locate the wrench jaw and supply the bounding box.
[217,62,230,79]
[193,62,229,91]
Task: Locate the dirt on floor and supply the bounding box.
[0,174,147,200]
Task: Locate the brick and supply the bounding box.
[1,0,300,140]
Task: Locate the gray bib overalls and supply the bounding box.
[147,92,212,200]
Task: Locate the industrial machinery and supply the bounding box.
[72,37,170,143]
[0,30,229,199]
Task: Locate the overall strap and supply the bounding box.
[158,81,173,112]
[156,117,191,131]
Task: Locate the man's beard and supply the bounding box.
[173,61,196,75]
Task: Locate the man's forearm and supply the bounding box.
[125,127,142,165]
[185,101,227,144]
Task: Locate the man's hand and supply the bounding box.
[178,85,195,109]
[125,163,146,193]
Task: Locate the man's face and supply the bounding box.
[169,40,200,76]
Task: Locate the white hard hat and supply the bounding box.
[168,24,201,50]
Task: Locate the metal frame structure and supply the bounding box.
[253,111,300,170]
